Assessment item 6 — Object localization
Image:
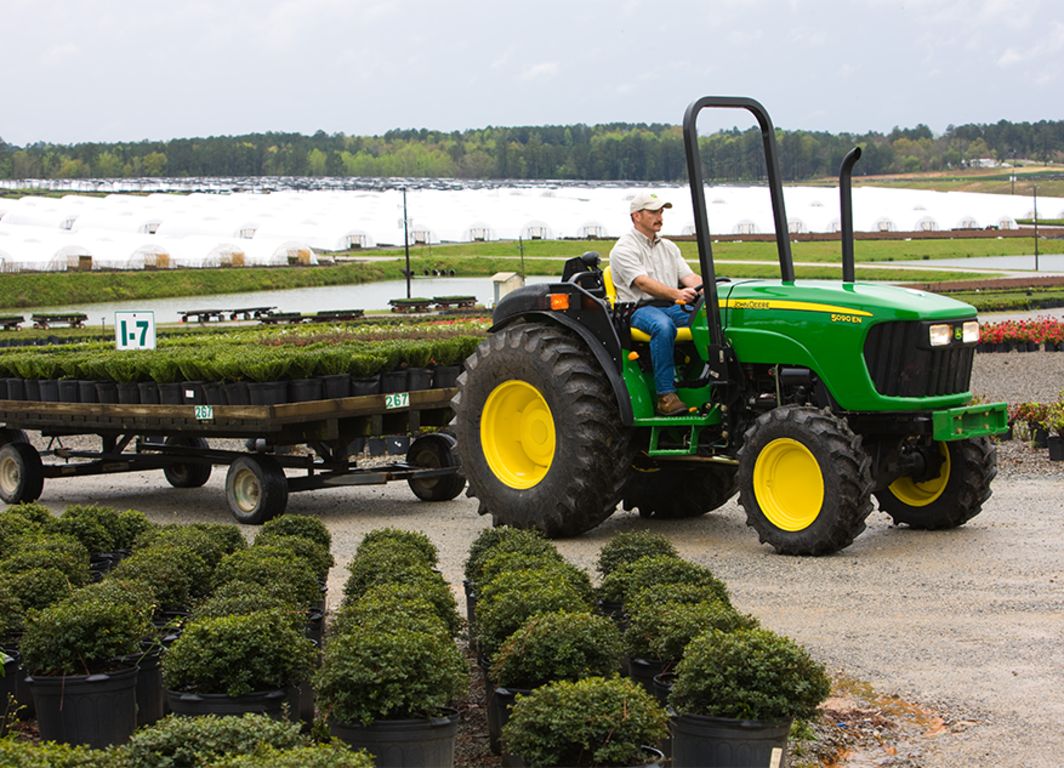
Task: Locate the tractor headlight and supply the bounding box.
[962,321,980,344]
[928,324,952,347]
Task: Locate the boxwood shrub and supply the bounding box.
[595,530,679,577]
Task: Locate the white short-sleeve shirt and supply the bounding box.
[609,227,693,303]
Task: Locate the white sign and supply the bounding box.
[114,311,156,350]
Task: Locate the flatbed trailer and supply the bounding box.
[0,388,465,524]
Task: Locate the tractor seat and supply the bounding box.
[602,265,693,343]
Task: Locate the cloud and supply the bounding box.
[521,62,560,81]
[997,20,1064,66]
[39,42,81,68]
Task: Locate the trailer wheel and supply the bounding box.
[453,324,636,537]
[0,429,29,446]
[406,433,465,501]
[875,437,996,529]
[225,455,288,525]
[0,442,44,504]
[162,437,213,488]
[622,463,739,519]
[738,405,873,555]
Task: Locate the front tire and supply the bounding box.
[0,442,44,504]
[875,437,996,529]
[453,324,636,537]
[738,405,873,556]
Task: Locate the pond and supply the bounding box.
[15,276,557,328]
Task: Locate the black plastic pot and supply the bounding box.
[182,381,207,405]
[329,707,461,768]
[224,381,250,406]
[29,666,139,749]
[117,383,140,405]
[628,657,670,698]
[406,367,433,391]
[288,377,324,403]
[138,381,161,404]
[58,379,81,403]
[4,379,23,401]
[432,365,462,388]
[351,375,381,396]
[95,380,118,404]
[38,380,60,402]
[78,380,99,403]
[23,379,40,402]
[487,686,530,755]
[166,687,294,720]
[115,644,165,727]
[248,380,288,406]
[671,713,791,768]
[380,370,408,393]
[204,382,227,406]
[159,382,184,405]
[1049,436,1064,462]
[322,373,351,399]
[1,651,18,736]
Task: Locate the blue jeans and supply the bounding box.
[631,303,693,396]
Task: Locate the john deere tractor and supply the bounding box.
[452,96,1008,555]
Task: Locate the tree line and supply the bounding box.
[1,118,1062,183]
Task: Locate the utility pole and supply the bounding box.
[1033,185,1039,271]
[402,187,411,299]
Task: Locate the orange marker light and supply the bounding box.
[627,351,639,361]
[549,294,570,310]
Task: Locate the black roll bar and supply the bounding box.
[683,96,795,350]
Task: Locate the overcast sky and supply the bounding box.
[4,0,1063,147]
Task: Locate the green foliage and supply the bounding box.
[2,540,90,589]
[57,504,122,553]
[184,521,248,556]
[463,526,559,585]
[595,530,679,577]
[211,548,322,608]
[489,611,622,690]
[623,598,759,662]
[115,508,157,551]
[502,677,670,768]
[207,744,376,768]
[669,628,832,723]
[475,567,596,662]
[5,501,57,529]
[110,544,210,610]
[117,713,306,768]
[192,589,304,631]
[313,624,468,725]
[329,589,452,639]
[21,594,152,675]
[252,536,334,582]
[0,567,71,617]
[258,514,331,550]
[162,609,317,697]
[597,555,730,607]
[354,526,438,567]
[341,560,461,637]
[0,578,23,640]
[0,739,105,768]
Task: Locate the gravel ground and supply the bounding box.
[18,350,1064,767]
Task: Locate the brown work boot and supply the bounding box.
[655,392,688,417]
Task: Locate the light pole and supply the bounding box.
[1033,185,1039,272]
[402,187,411,299]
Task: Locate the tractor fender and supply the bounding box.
[491,284,634,425]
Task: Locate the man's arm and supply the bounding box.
[633,274,699,303]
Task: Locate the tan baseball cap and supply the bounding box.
[629,192,673,214]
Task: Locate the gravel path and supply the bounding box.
[20,350,1064,767]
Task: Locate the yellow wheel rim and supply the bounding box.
[889,442,950,507]
[753,438,824,531]
[481,380,555,489]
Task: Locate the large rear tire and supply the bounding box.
[622,462,739,519]
[738,405,873,556]
[875,437,996,529]
[0,442,44,504]
[453,324,636,538]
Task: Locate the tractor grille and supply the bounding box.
[863,321,974,398]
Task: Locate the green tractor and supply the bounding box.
[452,96,1008,555]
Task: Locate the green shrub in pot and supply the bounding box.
[475,567,596,662]
[162,609,317,698]
[57,504,122,554]
[501,676,669,768]
[354,526,438,567]
[4,501,58,531]
[21,593,153,676]
[2,541,90,591]
[597,555,731,608]
[668,627,831,723]
[211,548,322,608]
[596,531,679,577]
[207,742,376,768]
[463,526,561,588]
[313,622,468,726]
[110,544,211,612]
[0,580,23,644]
[185,521,248,556]
[489,611,622,690]
[478,553,595,607]
[341,560,462,638]
[253,536,334,583]
[0,567,71,620]
[258,514,332,551]
[329,585,454,639]
[623,595,759,664]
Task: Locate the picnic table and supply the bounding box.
[0,316,24,331]
[32,313,87,330]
